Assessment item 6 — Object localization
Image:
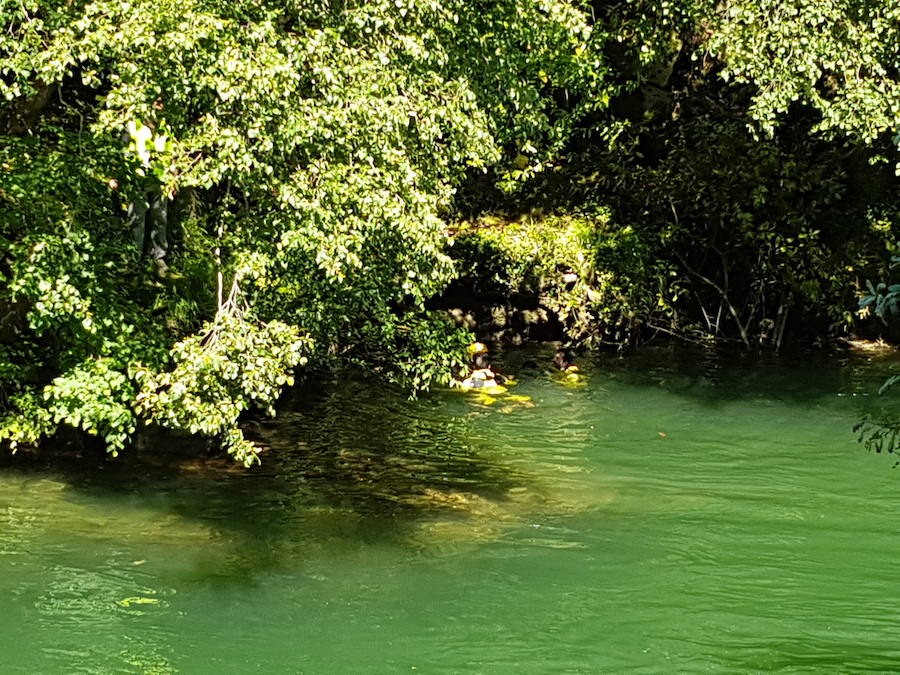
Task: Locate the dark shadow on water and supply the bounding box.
[3,343,896,579]
[584,342,900,410]
[0,373,532,576]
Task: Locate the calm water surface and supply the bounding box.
[3,346,900,672]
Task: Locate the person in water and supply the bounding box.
[553,347,583,384]
[458,342,532,409]
[461,342,507,389]
[553,348,578,373]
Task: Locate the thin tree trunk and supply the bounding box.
[3,81,57,136]
[774,291,792,352]
[673,250,750,347]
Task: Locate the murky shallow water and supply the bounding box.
[3,345,900,672]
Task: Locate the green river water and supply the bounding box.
[3,345,900,673]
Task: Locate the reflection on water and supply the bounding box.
[2,345,900,671]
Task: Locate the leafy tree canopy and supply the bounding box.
[1,0,608,460]
[2,0,899,461]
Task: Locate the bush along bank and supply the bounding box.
[441,193,900,353]
[440,210,680,351]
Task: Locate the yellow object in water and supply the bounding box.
[454,358,533,408]
[553,365,585,387]
[118,597,160,608]
[462,388,532,409]
[460,367,503,391]
[498,394,535,412]
[458,381,506,395]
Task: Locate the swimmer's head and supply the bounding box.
[473,352,491,370]
[553,348,574,371]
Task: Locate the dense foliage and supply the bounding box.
[451,212,675,348]
[530,0,900,348]
[1,0,607,458]
[2,0,899,459]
